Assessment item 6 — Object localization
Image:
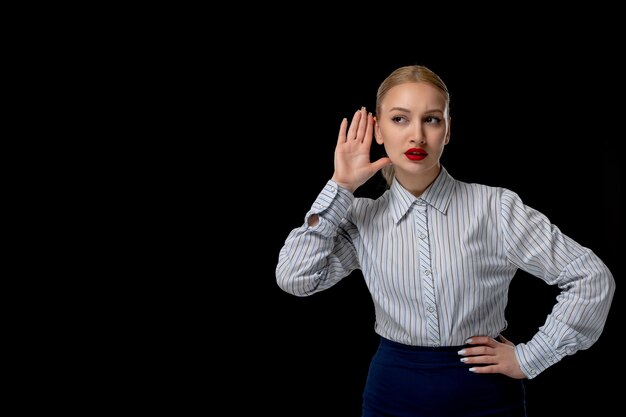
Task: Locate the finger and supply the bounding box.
[468,365,500,374]
[460,355,498,365]
[498,334,514,347]
[458,346,494,356]
[370,156,392,172]
[355,107,367,140]
[361,112,374,144]
[346,109,362,141]
[466,336,498,347]
[337,118,348,144]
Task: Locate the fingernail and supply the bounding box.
[460,357,468,363]
[469,367,477,372]
[465,338,473,344]
[457,349,466,355]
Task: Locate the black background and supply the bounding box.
[52,15,624,417]
[135,32,623,415]
[240,45,622,416]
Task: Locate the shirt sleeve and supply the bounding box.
[276,179,360,296]
[499,189,615,379]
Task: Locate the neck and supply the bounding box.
[395,164,441,197]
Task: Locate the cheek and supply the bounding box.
[377,125,400,143]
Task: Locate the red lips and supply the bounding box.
[405,148,428,161]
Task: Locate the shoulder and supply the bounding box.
[449,179,527,217]
[453,178,508,199]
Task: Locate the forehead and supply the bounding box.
[381,82,447,110]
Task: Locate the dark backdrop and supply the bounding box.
[245,47,621,416]
[83,15,624,417]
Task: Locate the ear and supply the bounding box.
[444,117,451,145]
[374,116,384,145]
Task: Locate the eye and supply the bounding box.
[392,115,408,124]
[425,116,442,124]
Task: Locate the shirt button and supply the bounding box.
[419,233,426,239]
[424,270,431,276]
[433,342,440,347]
[427,306,435,312]
[530,369,536,375]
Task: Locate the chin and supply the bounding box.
[403,162,437,174]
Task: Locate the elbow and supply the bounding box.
[276,274,300,296]
[599,260,616,300]
[276,277,314,297]
[606,268,616,301]
[592,264,616,314]
[579,252,616,305]
[275,267,315,297]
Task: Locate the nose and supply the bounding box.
[410,126,426,145]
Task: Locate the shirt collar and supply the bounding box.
[389,166,455,223]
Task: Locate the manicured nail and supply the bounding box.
[460,357,468,363]
[469,367,477,372]
[465,338,473,344]
[457,349,466,355]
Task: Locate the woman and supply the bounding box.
[275,65,615,417]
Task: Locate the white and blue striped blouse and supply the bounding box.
[276,167,615,379]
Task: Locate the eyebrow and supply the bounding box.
[388,106,444,114]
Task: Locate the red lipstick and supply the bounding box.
[405,148,428,161]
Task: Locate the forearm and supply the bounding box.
[276,224,348,296]
[515,250,615,378]
[276,180,357,296]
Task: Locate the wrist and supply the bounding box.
[331,177,356,193]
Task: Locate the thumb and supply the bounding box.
[498,334,515,347]
[371,157,392,173]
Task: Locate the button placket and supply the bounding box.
[415,202,440,347]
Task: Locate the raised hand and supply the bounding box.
[331,107,391,193]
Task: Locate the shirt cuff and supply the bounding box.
[514,332,565,379]
[305,179,354,237]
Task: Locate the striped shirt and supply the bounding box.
[276,167,615,379]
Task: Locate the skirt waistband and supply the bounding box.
[380,337,465,352]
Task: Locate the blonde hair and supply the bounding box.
[376,65,450,187]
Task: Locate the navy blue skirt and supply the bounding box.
[362,337,527,417]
